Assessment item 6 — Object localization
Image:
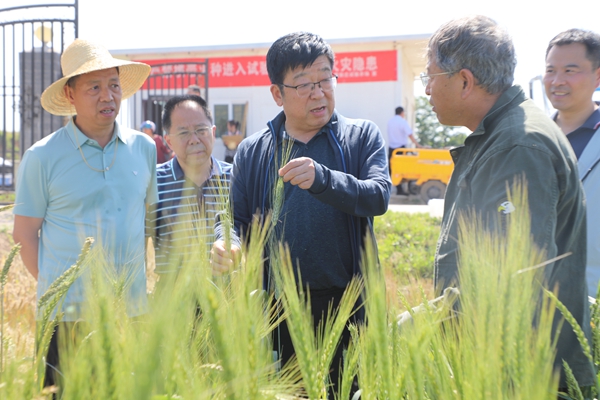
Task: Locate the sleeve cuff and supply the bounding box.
[309,161,328,194]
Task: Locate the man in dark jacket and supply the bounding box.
[212,32,391,394]
[425,15,594,389]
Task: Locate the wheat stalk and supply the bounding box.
[546,290,593,364]
[561,360,584,400]
[35,237,94,391]
[0,204,14,213]
[0,243,21,375]
[270,137,295,231]
[37,238,94,309]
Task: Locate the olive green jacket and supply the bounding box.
[434,85,595,387]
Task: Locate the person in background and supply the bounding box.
[543,28,600,298]
[140,120,173,164]
[387,106,422,194]
[426,15,594,390]
[186,84,202,96]
[12,38,156,390]
[223,119,241,163]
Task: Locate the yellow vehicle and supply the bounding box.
[390,148,454,203]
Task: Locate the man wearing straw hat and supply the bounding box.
[12,39,157,389]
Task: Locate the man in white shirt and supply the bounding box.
[387,106,421,194]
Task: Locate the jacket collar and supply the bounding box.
[470,85,526,138]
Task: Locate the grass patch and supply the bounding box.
[0,192,15,204]
[375,211,440,279]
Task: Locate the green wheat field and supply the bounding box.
[1,184,599,399]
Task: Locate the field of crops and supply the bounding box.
[0,192,598,399]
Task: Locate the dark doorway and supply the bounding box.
[128,61,209,135]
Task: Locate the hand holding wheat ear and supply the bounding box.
[210,240,241,276]
[278,157,316,190]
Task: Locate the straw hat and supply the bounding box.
[40,39,151,116]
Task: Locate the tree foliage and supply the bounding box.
[414,96,467,148]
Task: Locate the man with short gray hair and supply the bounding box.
[426,15,594,389]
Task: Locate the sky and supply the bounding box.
[69,0,600,97]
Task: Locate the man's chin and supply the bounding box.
[186,154,209,164]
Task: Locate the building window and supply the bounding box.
[214,103,247,137]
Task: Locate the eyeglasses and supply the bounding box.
[281,75,338,97]
[176,126,212,139]
[419,71,457,87]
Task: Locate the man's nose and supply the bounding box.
[309,83,325,98]
[550,71,567,85]
[99,85,113,101]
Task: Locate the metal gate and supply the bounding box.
[0,1,78,189]
[127,61,209,135]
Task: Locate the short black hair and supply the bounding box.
[395,106,404,115]
[266,32,334,85]
[546,29,600,70]
[162,95,212,132]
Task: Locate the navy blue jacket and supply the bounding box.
[215,110,391,286]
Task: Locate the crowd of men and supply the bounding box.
[11,16,600,397]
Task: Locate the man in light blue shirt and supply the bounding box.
[12,39,156,390]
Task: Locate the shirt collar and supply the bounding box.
[170,156,220,182]
[280,123,329,142]
[585,104,600,130]
[67,117,126,149]
[551,102,600,131]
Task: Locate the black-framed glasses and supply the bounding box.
[281,75,338,97]
[419,71,457,87]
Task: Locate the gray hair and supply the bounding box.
[427,15,516,95]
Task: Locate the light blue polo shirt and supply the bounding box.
[14,118,158,321]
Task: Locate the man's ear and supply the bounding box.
[270,84,284,107]
[64,85,75,105]
[594,66,600,88]
[458,69,476,100]
[164,133,172,149]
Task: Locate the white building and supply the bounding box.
[112,34,429,159]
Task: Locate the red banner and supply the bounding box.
[135,49,396,89]
[333,50,396,82]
